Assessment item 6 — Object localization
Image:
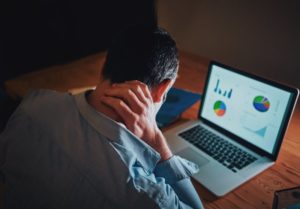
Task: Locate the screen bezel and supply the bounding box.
[198,61,299,161]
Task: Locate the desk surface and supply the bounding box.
[5,52,300,209]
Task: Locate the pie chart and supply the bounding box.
[253,96,270,112]
[214,100,226,116]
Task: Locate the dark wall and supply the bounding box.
[158,0,300,88]
[1,0,156,85]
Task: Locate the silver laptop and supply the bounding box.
[164,61,299,196]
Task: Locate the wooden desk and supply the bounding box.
[4,51,300,209]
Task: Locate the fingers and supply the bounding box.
[104,87,145,114]
[104,81,153,114]
[100,95,137,127]
[124,80,152,102]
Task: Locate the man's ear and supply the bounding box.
[151,79,174,103]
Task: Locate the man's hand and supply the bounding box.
[100,80,172,161]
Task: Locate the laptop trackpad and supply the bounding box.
[177,148,210,168]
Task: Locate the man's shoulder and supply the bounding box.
[19,89,75,120]
[22,89,72,107]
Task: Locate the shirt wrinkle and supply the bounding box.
[74,91,161,172]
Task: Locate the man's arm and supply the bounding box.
[100,80,204,209]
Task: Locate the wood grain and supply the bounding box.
[4,50,300,209]
[4,53,106,99]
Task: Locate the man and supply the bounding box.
[0,25,204,208]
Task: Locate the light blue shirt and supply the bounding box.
[0,90,204,209]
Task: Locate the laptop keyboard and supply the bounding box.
[178,125,257,173]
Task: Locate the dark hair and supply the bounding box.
[102,25,179,89]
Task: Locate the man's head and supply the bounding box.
[91,26,179,159]
[89,25,179,131]
[101,25,179,104]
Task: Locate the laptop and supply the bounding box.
[164,61,299,196]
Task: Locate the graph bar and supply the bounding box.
[228,89,232,99]
[214,79,220,93]
[213,79,233,99]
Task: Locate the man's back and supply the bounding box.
[0,90,157,208]
[0,90,203,209]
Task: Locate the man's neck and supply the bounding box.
[86,81,123,123]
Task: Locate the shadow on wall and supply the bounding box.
[158,0,300,87]
[1,0,156,86]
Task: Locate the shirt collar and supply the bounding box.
[74,91,161,172]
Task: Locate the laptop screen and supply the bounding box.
[200,64,293,155]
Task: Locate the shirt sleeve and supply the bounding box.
[111,139,204,209]
[152,155,204,209]
[127,155,204,209]
[154,155,199,185]
[0,104,29,166]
